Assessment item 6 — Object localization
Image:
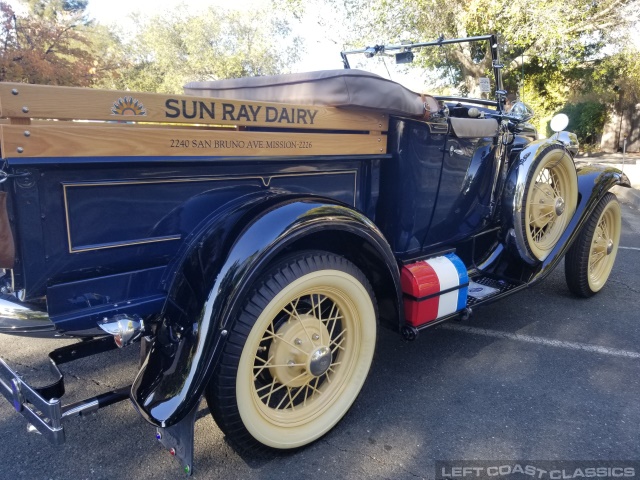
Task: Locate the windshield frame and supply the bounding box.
[340,34,506,112]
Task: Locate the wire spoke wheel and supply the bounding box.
[523,147,578,261]
[565,192,622,297]
[206,252,376,452]
[586,197,621,292]
[249,288,358,422]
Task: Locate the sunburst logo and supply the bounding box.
[111,96,147,116]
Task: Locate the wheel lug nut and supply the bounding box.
[295,338,302,345]
[287,360,295,368]
[312,334,319,341]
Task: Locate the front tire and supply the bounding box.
[565,193,622,297]
[206,251,377,453]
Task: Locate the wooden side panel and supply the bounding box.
[0,82,389,131]
[1,124,387,158]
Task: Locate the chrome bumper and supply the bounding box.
[0,337,130,444]
[0,294,56,336]
[0,357,65,443]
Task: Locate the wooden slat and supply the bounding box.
[1,124,387,158]
[0,82,389,132]
[1,118,235,130]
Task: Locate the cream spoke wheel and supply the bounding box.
[565,193,622,297]
[206,252,377,452]
[587,201,621,292]
[520,146,578,262]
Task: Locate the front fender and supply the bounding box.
[501,138,629,281]
[530,161,630,282]
[131,196,400,427]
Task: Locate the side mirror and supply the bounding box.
[550,113,569,132]
[508,101,534,122]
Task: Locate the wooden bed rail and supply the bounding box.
[0,82,388,159]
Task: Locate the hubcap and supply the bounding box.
[267,314,332,388]
[308,346,332,376]
[606,239,614,255]
[554,197,565,216]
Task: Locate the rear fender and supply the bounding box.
[131,196,400,427]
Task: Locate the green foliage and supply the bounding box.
[101,6,302,94]
[0,1,301,93]
[25,0,88,15]
[290,0,638,121]
[551,102,608,145]
[0,0,108,86]
[582,48,640,108]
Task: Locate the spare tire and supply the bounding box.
[516,145,578,262]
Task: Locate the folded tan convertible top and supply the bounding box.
[184,69,430,117]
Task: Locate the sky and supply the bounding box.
[5,0,348,72]
[7,0,639,92]
[80,0,430,88]
[86,0,347,73]
[86,0,268,28]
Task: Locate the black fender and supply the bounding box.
[501,138,629,278]
[528,161,630,283]
[131,194,401,427]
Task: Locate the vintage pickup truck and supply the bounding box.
[0,35,630,475]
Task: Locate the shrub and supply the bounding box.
[548,102,608,146]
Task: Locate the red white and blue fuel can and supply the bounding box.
[400,253,469,327]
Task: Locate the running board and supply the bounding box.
[400,274,525,341]
[466,276,526,307]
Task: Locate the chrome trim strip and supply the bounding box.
[69,235,182,253]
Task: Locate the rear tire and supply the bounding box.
[565,193,622,297]
[206,251,377,453]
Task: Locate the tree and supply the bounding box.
[23,0,88,21]
[288,0,638,136]
[583,47,640,149]
[104,6,302,94]
[340,0,637,95]
[0,0,116,86]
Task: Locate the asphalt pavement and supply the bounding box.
[1,202,639,480]
[580,153,640,208]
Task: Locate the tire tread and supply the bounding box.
[565,192,618,297]
[205,250,376,454]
